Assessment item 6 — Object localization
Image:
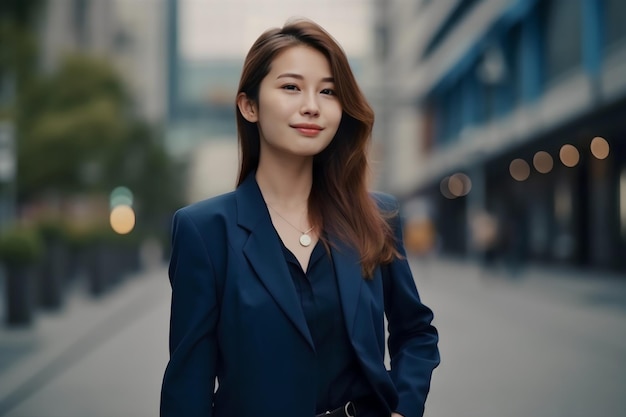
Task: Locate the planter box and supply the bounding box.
[38,240,69,310]
[4,264,37,326]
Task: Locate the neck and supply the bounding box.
[256,157,313,209]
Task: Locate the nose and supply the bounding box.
[300,92,320,117]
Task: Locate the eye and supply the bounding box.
[321,88,336,96]
[281,84,299,91]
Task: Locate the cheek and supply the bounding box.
[257,100,285,133]
[257,88,289,118]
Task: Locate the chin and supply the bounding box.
[302,147,329,157]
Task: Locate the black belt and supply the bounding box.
[315,396,379,417]
[315,401,355,417]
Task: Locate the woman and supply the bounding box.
[160,19,439,417]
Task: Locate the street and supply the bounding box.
[1,259,625,417]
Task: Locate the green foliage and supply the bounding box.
[65,222,139,250]
[103,120,184,233]
[0,23,37,84]
[13,52,185,228]
[36,218,69,243]
[1,1,183,239]
[17,54,131,198]
[0,0,43,26]
[0,225,44,266]
[20,54,128,114]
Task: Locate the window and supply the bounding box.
[422,0,480,59]
[505,25,521,110]
[543,0,583,83]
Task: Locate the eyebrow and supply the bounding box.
[276,73,334,83]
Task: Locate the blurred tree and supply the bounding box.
[104,120,184,236]
[1,0,183,239]
[17,54,129,198]
[0,0,43,25]
[16,53,183,234]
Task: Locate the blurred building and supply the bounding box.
[372,0,626,271]
[39,0,168,123]
[17,0,169,227]
[163,0,241,202]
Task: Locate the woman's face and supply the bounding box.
[243,45,342,160]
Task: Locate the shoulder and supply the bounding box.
[174,191,237,226]
[177,191,236,218]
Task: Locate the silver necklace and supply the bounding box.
[266,204,314,247]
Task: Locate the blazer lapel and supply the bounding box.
[236,174,315,351]
[330,237,363,338]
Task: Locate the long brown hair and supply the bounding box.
[236,19,398,278]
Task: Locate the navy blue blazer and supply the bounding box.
[160,174,440,417]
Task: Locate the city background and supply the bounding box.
[0,0,625,416]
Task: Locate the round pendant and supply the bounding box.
[299,233,312,247]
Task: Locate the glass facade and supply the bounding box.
[418,0,626,270]
[543,0,583,83]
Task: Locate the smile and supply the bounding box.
[291,124,323,137]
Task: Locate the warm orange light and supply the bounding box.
[533,151,553,174]
[560,144,580,167]
[110,205,135,234]
[510,158,530,181]
[590,136,609,160]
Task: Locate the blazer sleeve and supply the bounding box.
[160,209,219,417]
[380,195,440,417]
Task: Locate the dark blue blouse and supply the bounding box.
[280,239,373,414]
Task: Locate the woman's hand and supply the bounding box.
[391,413,404,417]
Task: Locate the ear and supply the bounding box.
[237,92,258,123]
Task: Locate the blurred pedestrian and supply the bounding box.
[160,19,439,417]
[470,210,499,270]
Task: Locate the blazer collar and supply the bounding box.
[235,172,364,347]
[236,173,315,350]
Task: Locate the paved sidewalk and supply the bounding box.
[411,257,626,417]
[411,256,626,309]
[0,266,170,417]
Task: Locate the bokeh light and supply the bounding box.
[509,158,530,181]
[440,177,455,199]
[590,136,609,160]
[110,186,134,209]
[533,151,553,174]
[110,205,136,234]
[559,144,580,167]
[448,173,472,197]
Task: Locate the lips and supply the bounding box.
[291,123,324,137]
